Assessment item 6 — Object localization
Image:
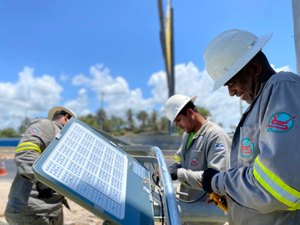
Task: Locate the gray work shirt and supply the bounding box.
[5,119,64,218]
[212,72,300,225]
[177,120,231,200]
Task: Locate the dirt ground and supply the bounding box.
[0,182,105,225]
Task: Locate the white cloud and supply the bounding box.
[1,62,292,132]
[72,73,90,86]
[0,67,62,129]
[64,88,91,117]
[272,64,291,72]
[70,62,245,132]
[148,62,296,132]
[72,64,155,118]
[59,73,70,82]
[148,62,243,132]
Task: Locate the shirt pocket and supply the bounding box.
[238,123,260,166]
[188,149,205,170]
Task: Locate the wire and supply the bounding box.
[150,164,166,224]
[158,190,165,225]
[152,172,160,188]
[176,191,208,203]
[151,163,161,188]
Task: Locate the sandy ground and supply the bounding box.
[0,181,104,225]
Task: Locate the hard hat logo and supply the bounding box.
[203,29,272,90]
[248,40,257,48]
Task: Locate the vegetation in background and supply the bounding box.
[0,106,212,137]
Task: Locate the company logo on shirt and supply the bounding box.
[29,127,41,135]
[191,158,199,166]
[240,138,254,158]
[266,112,296,133]
[215,143,225,151]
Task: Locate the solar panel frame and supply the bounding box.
[33,118,154,225]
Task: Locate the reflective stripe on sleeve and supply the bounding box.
[15,142,42,154]
[174,154,181,163]
[253,157,300,210]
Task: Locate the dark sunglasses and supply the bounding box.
[53,110,72,119]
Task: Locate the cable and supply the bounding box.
[152,172,160,188]
[151,173,164,224]
[158,190,164,225]
[150,164,166,224]
[176,191,208,203]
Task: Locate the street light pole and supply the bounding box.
[157,0,175,135]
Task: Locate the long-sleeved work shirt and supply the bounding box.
[211,72,300,225]
[5,119,64,222]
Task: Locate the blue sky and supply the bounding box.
[0,0,296,131]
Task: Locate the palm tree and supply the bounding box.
[137,110,148,130]
[126,109,135,131]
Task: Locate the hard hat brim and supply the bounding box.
[213,33,273,90]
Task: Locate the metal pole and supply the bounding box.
[151,146,181,225]
[168,1,175,135]
[157,0,175,135]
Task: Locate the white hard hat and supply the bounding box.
[48,106,77,120]
[164,94,196,123]
[203,29,272,90]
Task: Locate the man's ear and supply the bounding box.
[186,108,194,116]
[252,59,263,75]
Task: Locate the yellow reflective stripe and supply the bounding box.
[16,142,42,154]
[253,157,300,210]
[174,154,181,163]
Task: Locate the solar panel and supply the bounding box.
[33,118,154,225]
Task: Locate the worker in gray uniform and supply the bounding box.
[164,94,231,225]
[202,29,300,225]
[5,106,77,225]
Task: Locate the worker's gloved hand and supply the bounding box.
[202,168,219,193]
[168,163,181,180]
[36,182,54,198]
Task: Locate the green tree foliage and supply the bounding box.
[159,117,169,133]
[106,115,126,135]
[148,111,159,132]
[75,106,214,135]
[136,110,148,130]
[96,108,107,130]
[79,114,98,128]
[126,109,135,131]
[0,128,18,138]
[11,105,215,138]
[196,106,211,119]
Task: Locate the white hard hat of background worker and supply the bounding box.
[164,94,196,123]
[48,106,77,120]
[203,29,272,90]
